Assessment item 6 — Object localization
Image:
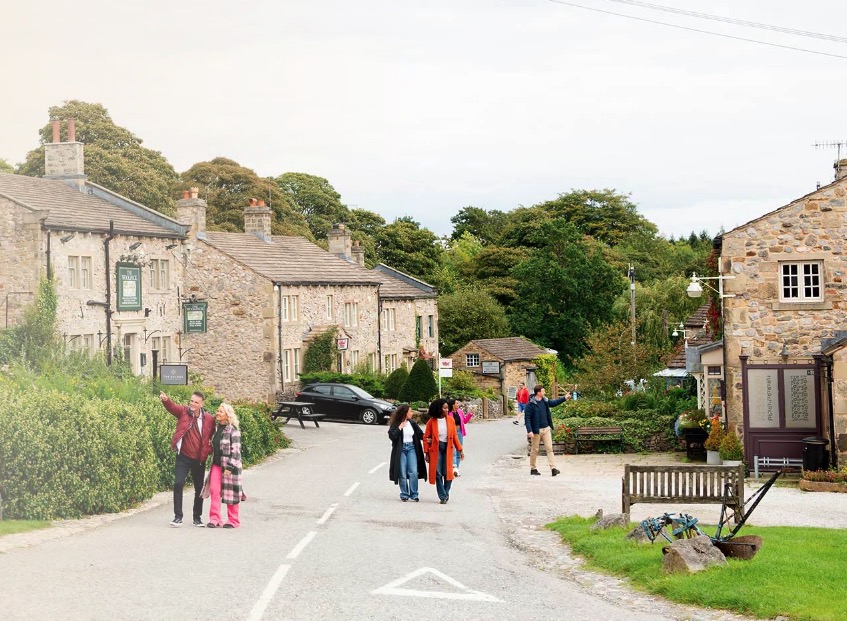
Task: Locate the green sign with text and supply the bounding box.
[183,301,208,333]
[116,263,142,311]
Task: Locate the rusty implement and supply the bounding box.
[710,469,782,560]
[714,535,763,560]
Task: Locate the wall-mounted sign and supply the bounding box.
[160,364,188,385]
[482,361,501,375]
[183,302,208,333]
[439,358,453,378]
[116,263,142,311]
[337,338,349,350]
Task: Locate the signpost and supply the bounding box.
[160,364,188,385]
[183,302,208,333]
[116,263,142,311]
[438,358,452,397]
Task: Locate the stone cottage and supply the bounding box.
[719,161,847,468]
[0,119,187,375]
[448,337,552,398]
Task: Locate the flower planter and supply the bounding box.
[799,480,847,493]
[681,429,708,461]
[706,450,722,465]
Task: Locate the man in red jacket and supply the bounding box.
[160,391,215,527]
[515,382,530,425]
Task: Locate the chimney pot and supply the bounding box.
[248,198,257,206]
[190,186,199,199]
[258,199,266,206]
[835,159,847,181]
[67,118,76,142]
[51,120,61,143]
[182,190,190,199]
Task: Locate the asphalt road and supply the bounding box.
[2,419,677,621]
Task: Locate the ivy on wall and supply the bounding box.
[302,328,338,373]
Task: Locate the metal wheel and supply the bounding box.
[360,408,378,425]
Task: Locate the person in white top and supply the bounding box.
[387,404,426,502]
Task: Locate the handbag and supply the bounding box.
[200,470,211,499]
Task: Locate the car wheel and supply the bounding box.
[360,408,378,425]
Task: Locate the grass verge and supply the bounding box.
[548,516,847,621]
[0,520,52,537]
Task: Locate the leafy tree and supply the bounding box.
[302,328,338,373]
[17,101,179,215]
[0,158,14,173]
[509,219,621,365]
[450,206,508,245]
[438,289,510,355]
[373,217,443,283]
[466,246,529,307]
[398,358,438,403]
[384,365,410,400]
[181,158,312,239]
[275,172,350,239]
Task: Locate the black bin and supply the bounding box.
[802,436,830,471]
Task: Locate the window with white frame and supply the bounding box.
[281,296,289,321]
[427,315,434,338]
[284,349,292,382]
[351,350,359,369]
[67,256,79,289]
[384,354,391,372]
[80,257,92,290]
[381,307,395,331]
[466,353,480,367]
[290,296,299,321]
[82,333,94,354]
[344,302,358,327]
[149,259,170,290]
[780,261,823,302]
[326,295,333,320]
[161,336,172,362]
[368,352,376,371]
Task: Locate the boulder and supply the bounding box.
[590,513,628,531]
[662,535,727,574]
[625,524,659,544]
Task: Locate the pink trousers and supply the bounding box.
[209,464,240,527]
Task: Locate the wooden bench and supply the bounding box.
[622,463,745,521]
[272,401,325,429]
[575,426,623,454]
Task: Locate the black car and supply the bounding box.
[295,383,395,425]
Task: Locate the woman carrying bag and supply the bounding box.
[387,404,426,502]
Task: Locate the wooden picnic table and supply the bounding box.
[272,401,324,429]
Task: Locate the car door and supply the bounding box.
[330,385,360,420]
[303,384,334,414]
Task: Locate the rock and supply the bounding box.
[662,535,727,574]
[590,513,628,531]
[625,524,659,544]
[594,508,604,520]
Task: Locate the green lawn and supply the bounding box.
[0,520,52,537]
[548,516,847,621]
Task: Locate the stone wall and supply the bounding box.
[0,197,42,327]
[380,297,438,370]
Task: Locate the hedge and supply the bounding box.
[551,406,677,452]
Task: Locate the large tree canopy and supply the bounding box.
[17,101,179,215]
[373,217,443,283]
[275,172,350,240]
[0,159,14,173]
[438,289,510,355]
[509,219,622,365]
[449,206,508,245]
[181,158,312,239]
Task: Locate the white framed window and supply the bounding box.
[294,348,301,379]
[150,259,170,290]
[284,349,292,382]
[80,257,92,290]
[326,295,333,320]
[368,352,376,372]
[67,256,80,289]
[344,302,358,327]
[781,261,822,302]
[384,354,391,372]
[427,315,434,338]
[390,354,397,371]
[281,297,289,321]
[382,307,395,331]
[161,336,172,362]
[290,296,299,321]
[466,353,480,367]
[351,350,359,369]
[83,334,94,354]
[282,296,300,322]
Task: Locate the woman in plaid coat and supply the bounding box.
[207,402,243,528]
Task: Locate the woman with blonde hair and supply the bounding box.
[206,402,244,528]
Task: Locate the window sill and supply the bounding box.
[772,301,832,311]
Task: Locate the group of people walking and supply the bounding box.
[160,391,244,529]
[388,399,470,504]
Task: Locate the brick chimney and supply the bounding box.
[835,159,847,181]
[351,239,365,266]
[327,223,352,260]
[44,118,86,189]
[244,198,272,242]
[177,186,207,236]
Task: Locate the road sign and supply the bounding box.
[438,358,452,378]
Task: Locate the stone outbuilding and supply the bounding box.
[719,160,847,469]
[447,337,553,398]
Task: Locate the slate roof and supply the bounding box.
[373,264,437,299]
[0,173,184,237]
[461,337,550,361]
[201,232,384,285]
[667,304,714,369]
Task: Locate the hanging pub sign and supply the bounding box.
[183,301,208,333]
[116,263,142,311]
[160,364,189,385]
[337,338,349,351]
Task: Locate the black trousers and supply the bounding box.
[174,453,206,520]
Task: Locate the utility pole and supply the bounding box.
[629,264,636,362]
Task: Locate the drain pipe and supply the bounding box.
[46,230,52,281]
[376,284,382,373]
[104,221,115,365]
[276,283,284,394]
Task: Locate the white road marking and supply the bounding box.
[372,567,500,602]
[286,531,317,560]
[245,563,290,621]
[368,462,387,474]
[316,503,338,525]
[344,481,360,496]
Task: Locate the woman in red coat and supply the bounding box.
[423,399,463,504]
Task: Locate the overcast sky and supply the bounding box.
[2,0,847,240]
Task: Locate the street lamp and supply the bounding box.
[686,272,736,300]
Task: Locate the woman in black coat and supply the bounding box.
[387,404,426,502]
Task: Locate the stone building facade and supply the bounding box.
[720,166,847,467]
[448,337,551,397]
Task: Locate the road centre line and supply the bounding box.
[245,563,290,621]
[286,531,317,560]
[368,462,387,474]
[316,503,338,525]
[344,481,360,496]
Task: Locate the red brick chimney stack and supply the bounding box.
[51,120,61,143]
[67,118,76,142]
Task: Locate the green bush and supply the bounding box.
[384,366,409,400]
[551,406,676,452]
[398,359,438,403]
[297,371,386,397]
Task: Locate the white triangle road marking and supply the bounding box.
[372,567,500,602]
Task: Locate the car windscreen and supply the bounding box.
[348,385,374,399]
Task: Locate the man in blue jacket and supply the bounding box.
[524,384,567,476]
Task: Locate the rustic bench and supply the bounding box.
[622,463,745,521]
[575,426,623,454]
[272,401,324,429]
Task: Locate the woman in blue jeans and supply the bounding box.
[387,404,426,502]
[448,399,473,476]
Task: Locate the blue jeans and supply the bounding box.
[453,430,464,468]
[399,442,419,500]
[436,441,452,500]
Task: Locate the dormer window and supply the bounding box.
[780,261,822,302]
